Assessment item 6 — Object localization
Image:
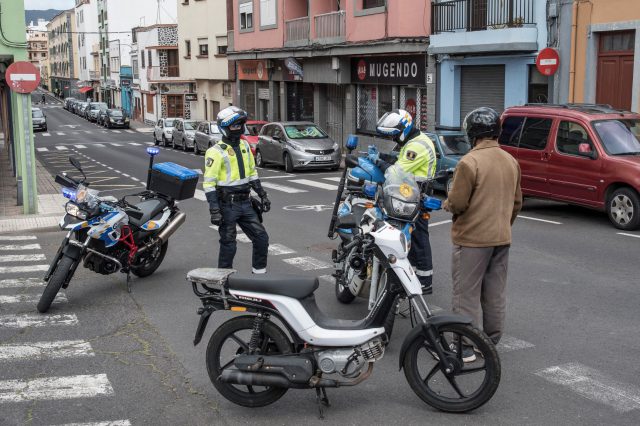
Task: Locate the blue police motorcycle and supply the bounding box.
[37,148,195,313]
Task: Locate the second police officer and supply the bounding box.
[203,106,271,273]
[368,109,438,294]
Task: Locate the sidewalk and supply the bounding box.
[0,143,64,233]
[128,119,154,133]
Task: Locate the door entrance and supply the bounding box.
[596,31,635,110]
[325,85,344,144]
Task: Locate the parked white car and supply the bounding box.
[153,117,178,146]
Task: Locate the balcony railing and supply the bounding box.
[285,16,310,47]
[432,0,535,33]
[314,10,345,43]
[146,65,181,81]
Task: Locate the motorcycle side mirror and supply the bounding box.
[69,156,87,182]
[336,214,357,229]
[345,154,359,169]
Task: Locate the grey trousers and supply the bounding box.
[451,245,510,344]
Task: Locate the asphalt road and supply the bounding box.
[0,91,639,425]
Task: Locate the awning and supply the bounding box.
[79,86,93,94]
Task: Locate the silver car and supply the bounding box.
[255,122,341,172]
[171,119,198,151]
[193,121,222,155]
[153,117,178,146]
[87,102,108,122]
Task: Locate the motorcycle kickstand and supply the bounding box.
[315,387,330,420]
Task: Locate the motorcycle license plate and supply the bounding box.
[315,155,331,161]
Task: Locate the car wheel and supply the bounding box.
[171,137,176,149]
[255,150,265,168]
[607,187,640,230]
[154,133,159,145]
[284,152,294,173]
[161,135,167,147]
[182,139,187,151]
[193,142,199,155]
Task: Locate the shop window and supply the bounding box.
[519,118,552,151]
[356,85,392,134]
[260,0,277,29]
[240,1,254,31]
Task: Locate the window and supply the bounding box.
[216,35,228,55]
[260,0,277,28]
[141,50,145,68]
[600,31,635,52]
[556,121,594,157]
[198,39,208,57]
[148,50,152,67]
[217,45,227,55]
[519,118,553,151]
[356,85,392,134]
[185,40,191,58]
[240,1,254,31]
[499,116,525,147]
[132,58,139,79]
[223,82,232,97]
[363,0,385,8]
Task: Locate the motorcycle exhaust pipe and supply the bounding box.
[219,370,293,388]
[157,211,186,244]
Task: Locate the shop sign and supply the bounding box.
[185,93,198,101]
[352,55,425,85]
[238,60,269,81]
[121,79,131,87]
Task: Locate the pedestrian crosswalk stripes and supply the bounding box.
[125,130,135,134]
[112,130,121,133]
[0,340,94,362]
[0,265,49,274]
[261,182,308,193]
[283,256,333,271]
[0,235,37,241]
[36,129,146,137]
[0,243,41,251]
[268,243,296,255]
[0,277,43,289]
[0,292,67,304]
[57,421,132,426]
[74,144,87,149]
[42,132,51,136]
[323,177,342,182]
[94,143,106,147]
[289,179,339,191]
[56,146,68,150]
[110,143,123,146]
[0,254,46,262]
[56,132,66,136]
[0,313,79,328]
[37,147,48,152]
[0,374,114,403]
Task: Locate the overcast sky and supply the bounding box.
[25,0,75,9]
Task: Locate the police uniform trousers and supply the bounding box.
[408,215,433,286]
[218,199,269,270]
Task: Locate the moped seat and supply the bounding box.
[129,199,168,227]
[227,274,319,300]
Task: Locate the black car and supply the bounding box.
[32,107,47,132]
[103,109,130,129]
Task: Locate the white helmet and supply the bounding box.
[376,109,414,143]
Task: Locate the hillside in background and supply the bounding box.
[25,9,63,25]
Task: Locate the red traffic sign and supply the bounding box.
[536,48,560,76]
[6,61,41,94]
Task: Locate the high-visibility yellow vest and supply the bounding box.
[395,132,437,181]
[203,140,258,193]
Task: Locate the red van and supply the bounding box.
[500,104,640,230]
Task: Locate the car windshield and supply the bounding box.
[284,124,327,139]
[184,121,196,130]
[593,119,640,155]
[110,110,123,117]
[90,103,107,110]
[32,110,44,118]
[438,134,471,155]
[164,119,176,128]
[210,124,220,134]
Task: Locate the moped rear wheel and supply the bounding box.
[206,316,292,407]
[37,256,74,313]
[403,323,500,412]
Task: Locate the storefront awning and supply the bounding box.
[79,86,93,94]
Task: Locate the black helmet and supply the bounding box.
[463,107,501,143]
[217,106,248,138]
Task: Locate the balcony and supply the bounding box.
[432,0,535,33]
[285,17,310,47]
[146,65,187,82]
[314,10,345,44]
[89,70,100,80]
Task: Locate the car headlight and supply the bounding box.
[391,198,418,217]
[66,203,87,220]
[186,133,195,140]
[166,129,173,134]
[110,117,116,122]
[332,143,339,150]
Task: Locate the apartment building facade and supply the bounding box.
[26,19,49,88]
[228,0,431,146]
[75,0,100,100]
[47,10,80,98]
[177,0,234,121]
[131,24,195,124]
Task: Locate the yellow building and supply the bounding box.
[47,10,80,98]
[570,0,640,112]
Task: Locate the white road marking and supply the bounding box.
[129,142,141,146]
[496,335,535,353]
[518,215,562,225]
[107,167,113,170]
[84,130,92,134]
[0,264,49,274]
[56,421,131,426]
[56,132,66,136]
[268,243,296,255]
[283,256,333,271]
[323,177,342,182]
[94,143,106,148]
[0,278,43,289]
[236,234,251,243]
[125,129,135,133]
[429,220,452,228]
[0,340,93,362]
[130,177,140,182]
[290,179,338,191]
[55,146,68,150]
[0,293,67,304]
[535,362,640,412]
[261,182,308,193]
[42,132,51,136]
[111,130,121,133]
[74,145,87,149]
[0,254,46,263]
[36,147,48,152]
[0,314,79,328]
[0,235,37,241]
[194,189,206,201]
[618,232,640,239]
[110,143,123,147]
[0,374,113,403]
[318,275,334,284]
[121,173,130,178]
[0,243,41,251]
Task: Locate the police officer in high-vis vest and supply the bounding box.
[368,109,437,294]
[203,106,271,273]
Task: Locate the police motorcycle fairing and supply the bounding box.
[38,148,191,313]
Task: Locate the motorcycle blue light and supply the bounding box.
[62,187,77,201]
[363,183,377,198]
[146,147,160,156]
[346,134,359,151]
[423,196,442,211]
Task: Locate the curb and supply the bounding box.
[0,214,60,233]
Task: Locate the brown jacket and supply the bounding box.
[443,139,522,247]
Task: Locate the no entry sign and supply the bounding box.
[6,61,41,94]
[536,48,560,76]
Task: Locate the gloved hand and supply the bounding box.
[367,145,380,163]
[260,194,271,213]
[210,209,222,226]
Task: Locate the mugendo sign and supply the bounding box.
[352,55,425,85]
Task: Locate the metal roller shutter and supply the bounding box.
[460,65,505,121]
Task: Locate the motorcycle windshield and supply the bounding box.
[382,165,420,203]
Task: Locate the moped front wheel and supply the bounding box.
[37,256,74,313]
[403,322,500,412]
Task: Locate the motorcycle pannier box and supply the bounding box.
[149,162,198,200]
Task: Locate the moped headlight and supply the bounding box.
[66,203,87,220]
[391,198,418,218]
